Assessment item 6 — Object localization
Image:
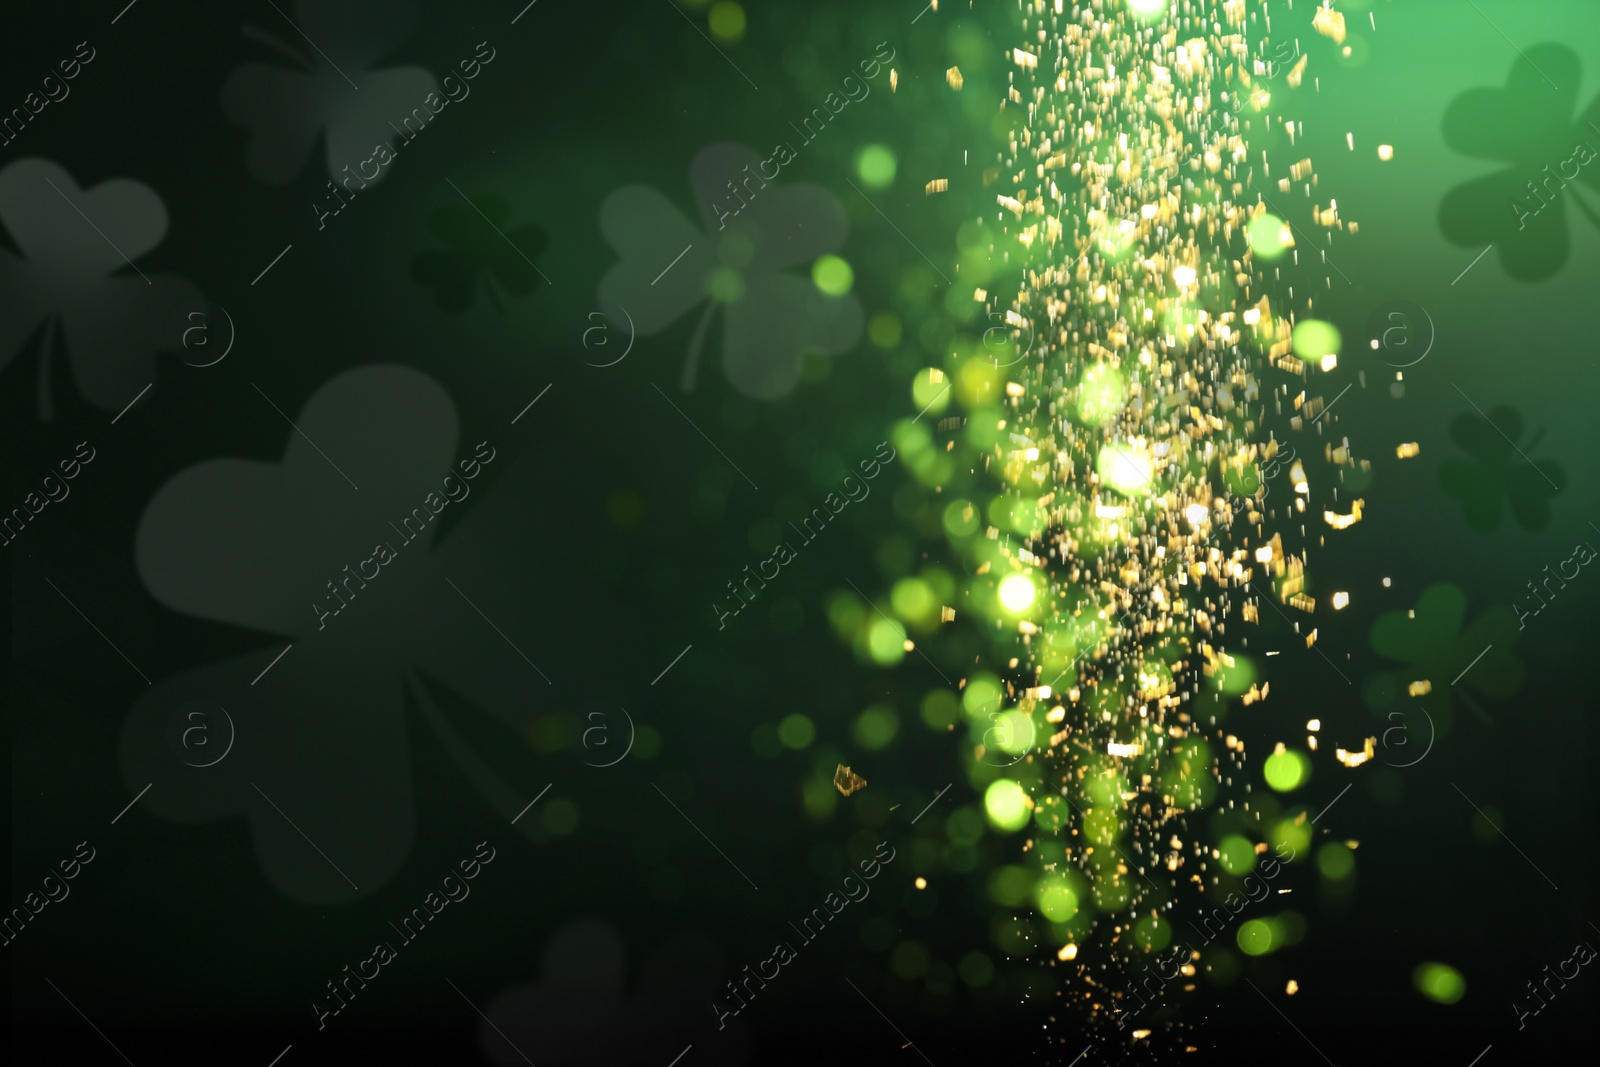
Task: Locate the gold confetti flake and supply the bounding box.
[1286,979,1300,995]
[915,877,928,889]
[889,69,897,92]
[1335,737,1376,768]
[1396,442,1420,459]
[1058,943,1078,961]
[1324,501,1365,529]
[946,66,964,90]
[926,178,949,195]
[1331,591,1350,610]
[1274,352,1306,375]
[1313,6,1347,44]
[1407,679,1432,697]
[936,0,1374,1024]
[833,764,868,796]
[1286,55,1309,89]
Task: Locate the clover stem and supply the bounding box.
[406,674,535,827]
[1570,185,1600,233]
[1460,690,1493,728]
[679,299,717,392]
[241,25,313,72]
[36,315,56,422]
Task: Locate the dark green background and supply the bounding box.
[4,1,1596,1063]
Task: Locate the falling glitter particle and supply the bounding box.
[924,0,1380,1037]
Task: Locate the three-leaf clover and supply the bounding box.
[1370,583,1523,731]
[120,365,569,904]
[0,159,202,420]
[1439,404,1564,531]
[597,142,863,400]
[222,0,436,185]
[1439,43,1600,281]
[412,195,548,312]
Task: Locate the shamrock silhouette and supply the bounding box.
[222,0,436,186]
[1439,44,1600,281]
[0,159,202,420]
[119,365,571,904]
[597,142,863,400]
[1438,404,1564,531]
[412,195,547,312]
[1370,583,1523,731]
[482,920,750,1066]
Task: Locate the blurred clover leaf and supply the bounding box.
[1438,404,1564,531]
[0,158,201,420]
[120,365,569,905]
[483,920,748,1066]
[597,142,863,400]
[1439,43,1600,281]
[412,194,548,313]
[222,0,436,185]
[1370,583,1523,730]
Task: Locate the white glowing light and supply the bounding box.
[999,573,1036,613]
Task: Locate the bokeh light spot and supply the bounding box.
[1075,365,1126,426]
[999,573,1036,613]
[853,704,900,750]
[708,2,745,43]
[708,267,744,303]
[1263,748,1311,792]
[1414,962,1466,1005]
[1292,319,1342,360]
[867,616,908,664]
[778,713,815,749]
[1217,834,1256,875]
[856,144,898,188]
[869,312,904,348]
[812,255,854,296]
[984,779,1032,831]
[1318,842,1356,880]
[1246,213,1292,259]
[1237,918,1277,956]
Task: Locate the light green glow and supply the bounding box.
[856,144,898,188]
[999,573,1036,613]
[1292,318,1341,359]
[1097,443,1155,496]
[1076,365,1126,426]
[1246,213,1291,259]
[984,779,1031,831]
[1263,748,1311,792]
[1414,962,1466,1005]
[813,255,854,296]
